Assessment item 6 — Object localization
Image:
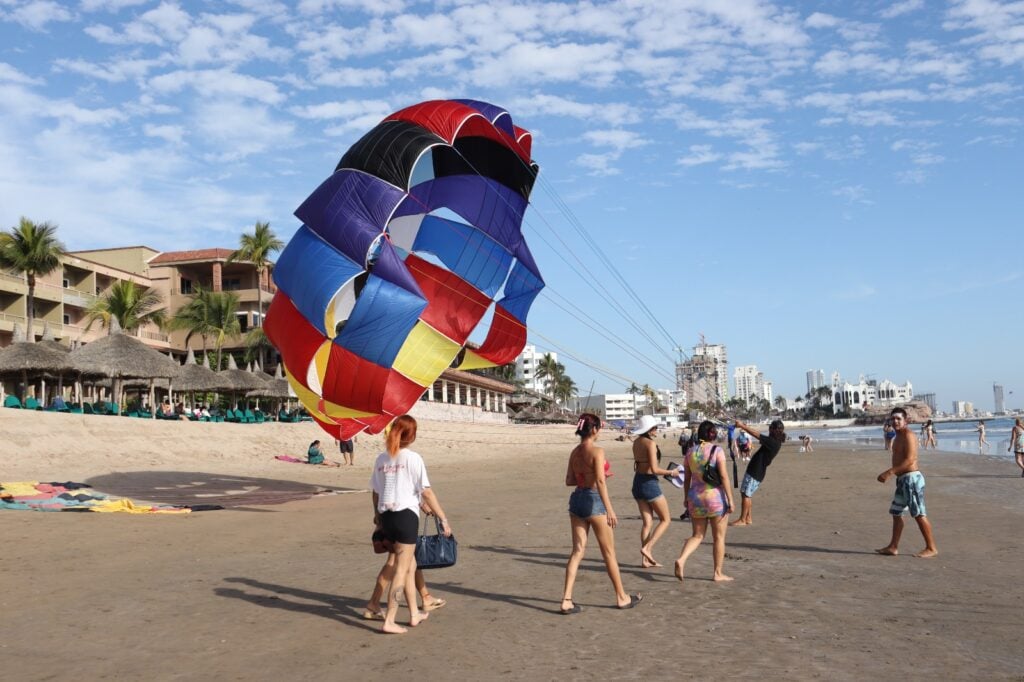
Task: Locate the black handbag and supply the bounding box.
[415,515,457,570]
[701,445,723,487]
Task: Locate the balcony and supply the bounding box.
[63,288,97,308]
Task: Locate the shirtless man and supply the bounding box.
[876,407,938,558]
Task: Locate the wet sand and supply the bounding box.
[2,410,1022,679]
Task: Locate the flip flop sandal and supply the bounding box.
[559,604,582,615]
[362,609,385,621]
[423,596,447,611]
[618,594,643,610]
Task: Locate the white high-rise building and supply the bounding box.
[734,365,762,403]
[515,344,556,393]
[690,341,728,403]
[806,369,826,395]
[994,383,1005,413]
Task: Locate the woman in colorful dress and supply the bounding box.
[674,420,734,584]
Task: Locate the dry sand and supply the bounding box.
[2,409,1023,680]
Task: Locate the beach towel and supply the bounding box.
[0,482,194,514]
[274,455,304,463]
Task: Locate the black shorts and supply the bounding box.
[338,439,354,454]
[379,509,418,545]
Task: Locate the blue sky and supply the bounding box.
[0,0,1020,411]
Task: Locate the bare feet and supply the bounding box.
[713,573,734,582]
[914,548,938,558]
[875,546,899,556]
[381,622,407,634]
[673,559,684,582]
[409,611,429,627]
[640,548,662,568]
[729,519,751,527]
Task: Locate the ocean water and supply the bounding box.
[795,416,1021,459]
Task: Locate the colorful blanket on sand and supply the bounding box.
[275,455,307,463]
[0,482,201,513]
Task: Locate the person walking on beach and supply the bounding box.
[876,407,938,558]
[883,419,896,451]
[561,413,642,614]
[921,419,937,450]
[976,421,988,449]
[370,415,452,634]
[729,419,785,527]
[1009,418,1024,477]
[630,415,674,568]
[674,420,734,584]
[336,436,355,466]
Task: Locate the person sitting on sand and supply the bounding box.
[876,407,938,558]
[370,415,452,634]
[729,419,785,527]
[560,413,642,614]
[630,415,674,568]
[306,440,340,467]
[674,420,734,585]
[1009,418,1024,477]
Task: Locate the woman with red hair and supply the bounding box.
[369,415,451,634]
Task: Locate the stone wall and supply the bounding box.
[409,399,510,426]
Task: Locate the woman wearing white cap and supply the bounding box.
[631,414,674,568]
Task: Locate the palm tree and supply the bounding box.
[774,395,787,415]
[243,327,274,366]
[535,353,561,398]
[205,291,242,370]
[626,382,640,418]
[226,221,283,352]
[0,217,65,342]
[552,374,577,406]
[84,281,166,334]
[168,285,216,357]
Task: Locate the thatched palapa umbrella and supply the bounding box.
[0,323,75,404]
[219,355,264,408]
[177,349,232,393]
[69,322,180,416]
[246,363,291,415]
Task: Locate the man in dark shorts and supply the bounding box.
[336,437,355,466]
[875,407,938,558]
[729,418,785,526]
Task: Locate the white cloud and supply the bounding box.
[944,0,1024,67]
[678,144,722,166]
[9,0,73,30]
[880,0,924,20]
[582,129,648,152]
[0,62,43,85]
[313,67,388,88]
[805,12,840,29]
[468,41,623,88]
[148,69,284,105]
[574,151,620,176]
[79,0,148,11]
[141,123,183,144]
[54,56,165,83]
[506,94,640,127]
[833,184,870,203]
[896,169,927,184]
[193,100,294,161]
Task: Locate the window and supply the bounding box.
[236,312,249,333]
[63,278,70,288]
[181,278,193,294]
[223,278,241,291]
[63,314,70,325]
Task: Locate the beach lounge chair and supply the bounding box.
[68,404,83,414]
[3,395,23,409]
[243,408,257,424]
[24,396,42,410]
[253,409,266,424]
[82,403,94,415]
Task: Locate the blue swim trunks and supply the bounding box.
[631,473,663,502]
[739,473,761,497]
[568,488,606,518]
[889,471,927,517]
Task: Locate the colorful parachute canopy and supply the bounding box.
[265,99,543,439]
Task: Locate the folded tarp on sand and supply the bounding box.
[0,482,218,513]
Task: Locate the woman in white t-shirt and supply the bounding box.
[369,415,451,634]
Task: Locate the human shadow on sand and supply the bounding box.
[471,544,669,583]
[86,471,361,509]
[728,541,874,556]
[215,577,379,632]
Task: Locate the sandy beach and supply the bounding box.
[2,409,1023,680]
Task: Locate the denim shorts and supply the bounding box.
[568,488,606,518]
[631,473,663,502]
[740,473,761,497]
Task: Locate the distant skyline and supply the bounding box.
[1,1,1020,411]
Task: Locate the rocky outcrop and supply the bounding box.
[854,401,933,425]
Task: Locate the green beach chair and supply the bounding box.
[82,403,94,415]
[68,404,83,414]
[243,408,257,424]
[24,396,42,410]
[3,395,23,409]
[253,409,266,424]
